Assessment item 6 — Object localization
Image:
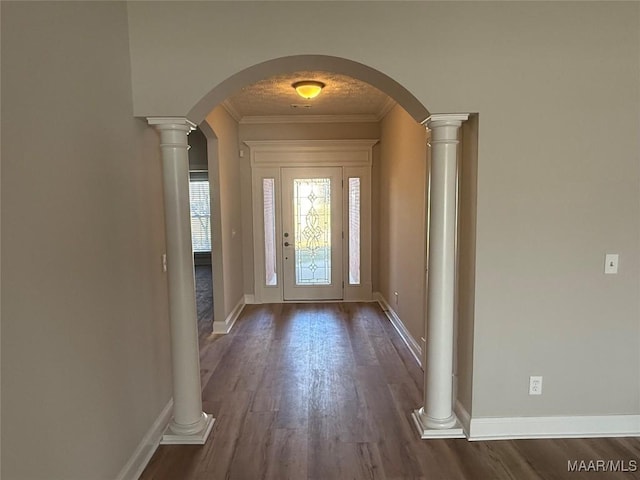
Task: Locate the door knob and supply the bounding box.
[284,241,291,247]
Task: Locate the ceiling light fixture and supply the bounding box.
[292,81,325,99]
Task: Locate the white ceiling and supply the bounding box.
[223,70,394,121]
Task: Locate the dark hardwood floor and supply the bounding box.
[140,303,640,479]
[195,265,213,339]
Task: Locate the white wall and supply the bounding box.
[127,1,640,419]
[378,105,428,344]
[1,3,172,479]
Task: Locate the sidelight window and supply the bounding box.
[348,177,361,285]
[263,178,277,286]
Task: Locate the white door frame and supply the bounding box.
[246,139,377,303]
[281,166,344,301]
[280,166,344,301]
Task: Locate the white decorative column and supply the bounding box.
[412,113,468,439]
[148,117,214,444]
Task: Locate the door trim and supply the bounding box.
[282,167,343,301]
[247,139,377,303]
[245,139,378,167]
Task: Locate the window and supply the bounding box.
[348,177,361,285]
[263,178,277,286]
[189,173,211,252]
[293,177,332,285]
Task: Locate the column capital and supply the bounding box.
[148,117,195,150]
[422,113,469,129]
[147,117,197,132]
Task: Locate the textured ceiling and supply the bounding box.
[225,70,393,118]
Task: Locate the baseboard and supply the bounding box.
[467,414,640,441]
[374,292,422,368]
[244,294,256,304]
[454,400,472,437]
[115,399,173,480]
[213,296,245,334]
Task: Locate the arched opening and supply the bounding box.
[189,55,438,342]
[150,54,475,448]
[193,55,434,328]
[188,55,430,125]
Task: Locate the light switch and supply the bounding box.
[604,254,619,274]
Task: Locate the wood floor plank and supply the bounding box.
[139,302,640,480]
[308,438,387,480]
[225,411,277,479]
[193,389,253,478]
[343,304,381,367]
[263,428,308,480]
[475,439,545,480]
[354,366,426,478]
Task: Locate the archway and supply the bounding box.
[148,54,469,443]
[188,55,430,125]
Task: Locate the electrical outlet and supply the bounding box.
[529,376,543,395]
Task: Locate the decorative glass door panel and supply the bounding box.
[282,167,343,300]
[293,178,332,285]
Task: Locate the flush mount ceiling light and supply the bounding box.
[292,81,325,99]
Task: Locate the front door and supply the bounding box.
[281,167,343,300]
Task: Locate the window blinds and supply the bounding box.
[189,177,211,252]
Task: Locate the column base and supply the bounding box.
[411,408,465,439]
[160,413,215,445]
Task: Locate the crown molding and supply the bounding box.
[376,97,397,121]
[225,94,397,125]
[243,139,379,150]
[239,114,380,125]
[221,100,242,122]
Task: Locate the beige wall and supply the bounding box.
[238,121,380,295]
[371,144,381,293]
[1,3,172,479]
[378,105,428,344]
[1,5,638,479]
[455,114,480,414]
[126,1,640,419]
[205,107,244,318]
